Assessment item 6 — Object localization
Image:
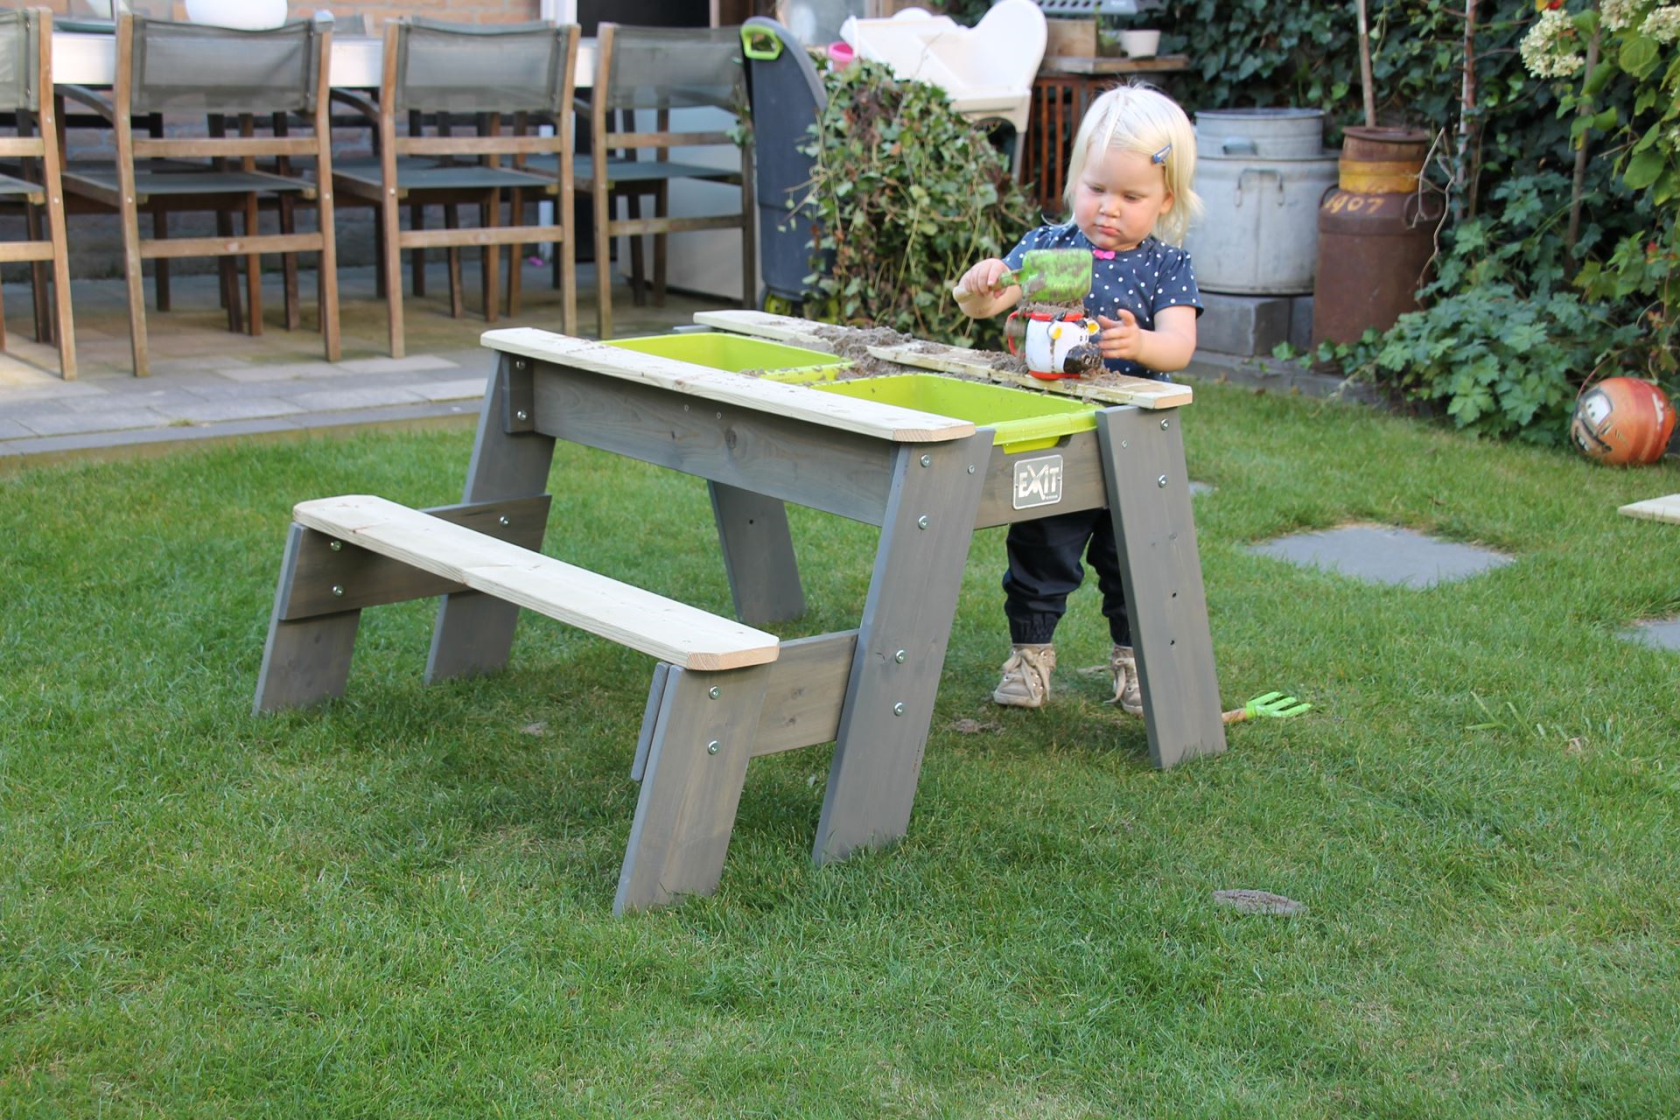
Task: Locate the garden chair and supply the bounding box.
[330,18,580,358]
[579,23,755,340]
[57,13,339,377]
[0,8,75,379]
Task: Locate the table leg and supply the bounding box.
[426,355,557,683]
[616,662,772,914]
[252,523,361,714]
[708,481,805,625]
[1095,407,1225,768]
[813,435,989,864]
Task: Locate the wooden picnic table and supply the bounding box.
[255,315,1225,913]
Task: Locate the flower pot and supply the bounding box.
[1119,29,1160,57]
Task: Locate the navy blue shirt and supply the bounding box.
[1003,225,1203,378]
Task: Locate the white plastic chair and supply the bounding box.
[840,0,1045,173]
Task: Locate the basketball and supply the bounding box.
[1569,378,1676,466]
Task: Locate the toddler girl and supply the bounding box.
[953,83,1203,715]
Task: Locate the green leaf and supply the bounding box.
[1626,148,1665,190]
[1619,36,1659,80]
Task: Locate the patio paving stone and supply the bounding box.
[334,355,460,375]
[156,398,308,425]
[17,408,173,437]
[0,417,31,439]
[287,386,428,412]
[412,377,491,402]
[1248,524,1513,587]
[1620,617,1680,652]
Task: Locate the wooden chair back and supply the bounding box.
[0,8,75,379]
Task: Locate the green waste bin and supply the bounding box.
[605,333,850,382]
[815,374,1098,453]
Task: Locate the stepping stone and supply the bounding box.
[1190,481,1214,497]
[1249,525,1511,588]
[1621,617,1680,652]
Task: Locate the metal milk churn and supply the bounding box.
[1183,109,1339,294]
[1311,127,1443,348]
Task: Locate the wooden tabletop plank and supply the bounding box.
[690,309,836,348]
[482,328,975,443]
[866,342,1193,410]
[1619,494,1680,525]
[294,495,780,671]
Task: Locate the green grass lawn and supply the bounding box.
[3,384,1678,1117]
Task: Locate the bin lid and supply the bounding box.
[1195,108,1326,160]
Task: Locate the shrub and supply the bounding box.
[799,59,1037,349]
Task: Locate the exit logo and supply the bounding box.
[1012,455,1064,510]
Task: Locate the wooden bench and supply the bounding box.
[253,493,786,915]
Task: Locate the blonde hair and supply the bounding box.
[1062,83,1201,246]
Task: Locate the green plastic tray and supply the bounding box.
[604,333,850,381]
[815,374,1098,453]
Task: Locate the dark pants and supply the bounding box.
[1002,507,1131,647]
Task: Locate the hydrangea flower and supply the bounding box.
[1599,0,1645,31]
[1520,9,1586,78]
[1642,5,1680,42]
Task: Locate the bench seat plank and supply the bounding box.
[292,495,779,671]
[480,327,977,445]
[1619,494,1680,525]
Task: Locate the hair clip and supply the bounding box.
[1151,143,1172,165]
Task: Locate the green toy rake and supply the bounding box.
[1222,691,1313,725]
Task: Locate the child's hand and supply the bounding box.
[953,258,1013,302]
[1096,310,1143,361]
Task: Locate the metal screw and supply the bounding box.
[331,584,344,597]
[708,686,721,699]
[894,650,906,663]
[1121,440,1129,449]
[516,409,529,421]
[706,740,720,755]
[893,703,905,716]
[920,454,931,467]
[515,360,526,370]
[716,412,723,420]
[329,540,342,552]
[917,515,930,529]
[967,465,976,474]
[1160,418,1170,430]
[1157,474,1168,488]
[498,515,510,527]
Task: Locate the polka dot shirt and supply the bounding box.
[1003,224,1204,379]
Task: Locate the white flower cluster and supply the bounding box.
[1520,9,1586,78]
[1600,0,1645,31]
[1642,5,1680,42]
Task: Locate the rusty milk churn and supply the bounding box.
[1311,127,1442,348]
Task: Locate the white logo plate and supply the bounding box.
[1011,454,1065,510]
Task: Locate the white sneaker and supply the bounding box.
[993,643,1055,708]
[1108,644,1143,716]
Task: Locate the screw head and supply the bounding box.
[329,539,342,552]
[706,740,720,755]
[967,465,976,474]
[331,584,344,597]
[917,515,930,530]
[892,702,905,717]
[708,686,721,699]
[894,650,906,664]
[1157,474,1168,488]
[516,409,529,421]
[498,515,510,527]
[1160,418,1170,430]
[920,454,932,467]
[1121,440,1129,449]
